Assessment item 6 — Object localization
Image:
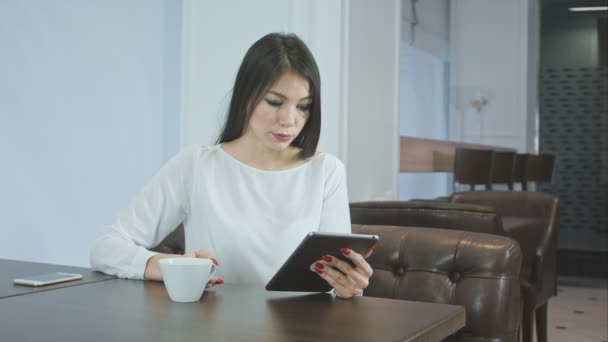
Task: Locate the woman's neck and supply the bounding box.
[220,138,305,171]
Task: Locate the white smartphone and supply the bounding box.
[13,272,84,287]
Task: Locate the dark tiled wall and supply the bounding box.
[540,67,608,251]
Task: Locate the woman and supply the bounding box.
[90,33,373,298]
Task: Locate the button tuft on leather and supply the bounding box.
[395,267,406,276]
[449,272,461,282]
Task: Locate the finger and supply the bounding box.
[314,262,354,289]
[364,245,376,259]
[335,285,363,299]
[206,276,225,287]
[314,267,358,298]
[187,250,220,266]
[322,254,371,289]
[338,248,373,278]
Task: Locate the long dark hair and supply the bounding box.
[216,33,321,159]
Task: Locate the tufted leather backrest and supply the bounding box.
[450,191,560,305]
[353,224,522,342]
[350,200,505,235]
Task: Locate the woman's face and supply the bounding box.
[243,71,311,153]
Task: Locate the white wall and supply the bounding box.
[347,0,401,201]
[449,0,539,153]
[0,0,180,266]
[401,0,449,60]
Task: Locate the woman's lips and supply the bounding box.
[271,133,291,142]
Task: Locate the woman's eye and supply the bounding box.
[298,104,312,112]
[265,99,282,107]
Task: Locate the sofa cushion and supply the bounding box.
[353,224,522,342]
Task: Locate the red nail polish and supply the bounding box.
[314,267,323,274]
[322,255,333,262]
[365,245,376,258]
[216,278,224,285]
[340,248,350,255]
[211,258,219,266]
[315,262,325,269]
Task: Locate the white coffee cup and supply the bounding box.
[159,258,217,303]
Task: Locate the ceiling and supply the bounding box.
[542,0,608,9]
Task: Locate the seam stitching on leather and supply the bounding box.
[354,207,495,217]
[393,232,407,298]
[450,232,465,304]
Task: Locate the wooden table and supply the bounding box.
[0,260,465,341]
[400,135,516,172]
[0,258,114,299]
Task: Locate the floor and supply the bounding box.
[542,277,608,342]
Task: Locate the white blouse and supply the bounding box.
[90,144,351,285]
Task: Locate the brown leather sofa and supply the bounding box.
[353,224,522,342]
[450,191,559,342]
[350,200,504,235]
[351,197,559,342]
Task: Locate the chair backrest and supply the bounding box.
[350,200,505,235]
[492,151,516,189]
[512,153,555,190]
[524,153,555,185]
[512,153,528,189]
[453,148,495,191]
[353,224,522,342]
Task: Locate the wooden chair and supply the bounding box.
[513,154,555,191]
[492,151,516,189]
[453,148,495,191]
[524,154,555,190]
[512,153,528,190]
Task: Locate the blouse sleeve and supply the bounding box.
[318,156,351,234]
[90,145,199,279]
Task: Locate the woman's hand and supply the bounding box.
[144,250,224,287]
[183,250,224,288]
[313,247,374,299]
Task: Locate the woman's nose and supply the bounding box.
[278,106,296,126]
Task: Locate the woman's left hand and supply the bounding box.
[314,247,374,299]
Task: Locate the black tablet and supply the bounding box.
[265,231,379,293]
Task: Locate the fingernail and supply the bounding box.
[315,262,325,269]
[216,278,224,285]
[314,267,323,274]
[211,258,219,266]
[365,245,376,258]
[322,255,333,262]
[340,248,350,255]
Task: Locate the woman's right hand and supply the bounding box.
[182,250,224,287]
[144,250,224,287]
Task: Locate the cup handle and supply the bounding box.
[209,263,217,280]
